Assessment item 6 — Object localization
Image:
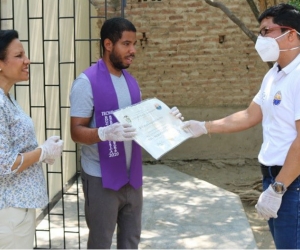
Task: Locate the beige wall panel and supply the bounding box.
[29,64,45,106]
[63,151,77,186]
[47,174,62,203]
[75,0,90,39]
[59,19,74,62]
[14,0,28,40]
[44,0,58,40]
[29,0,42,18]
[61,109,76,151]
[45,86,60,129]
[31,107,46,145]
[60,64,74,107]
[59,0,74,17]
[75,41,90,75]
[44,42,59,85]
[29,19,43,62]
[1,20,13,29]
[46,108,75,186]
[1,0,13,19]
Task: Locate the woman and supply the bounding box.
[0,30,63,249]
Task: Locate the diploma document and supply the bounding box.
[113,98,193,160]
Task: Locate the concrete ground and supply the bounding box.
[35,164,257,249]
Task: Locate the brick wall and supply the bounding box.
[95,0,293,108]
[94,0,294,160]
[124,0,270,108]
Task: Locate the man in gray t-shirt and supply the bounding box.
[70,18,142,249]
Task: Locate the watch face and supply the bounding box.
[272,182,286,194]
[274,184,283,193]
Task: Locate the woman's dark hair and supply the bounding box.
[258,3,300,39]
[0,30,19,60]
[100,17,136,52]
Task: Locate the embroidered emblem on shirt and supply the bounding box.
[154,103,162,110]
[273,91,282,105]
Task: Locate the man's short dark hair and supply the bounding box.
[0,30,19,60]
[100,17,136,52]
[258,3,300,39]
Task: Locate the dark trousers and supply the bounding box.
[81,168,143,249]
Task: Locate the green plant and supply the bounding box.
[288,0,300,9]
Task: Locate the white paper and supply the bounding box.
[113,98,192,159]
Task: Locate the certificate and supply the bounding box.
[113,98,193,160]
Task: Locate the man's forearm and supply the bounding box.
[71,126,100,145]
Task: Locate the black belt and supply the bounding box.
[260,164,282,178]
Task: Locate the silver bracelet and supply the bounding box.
[13,153,24,173]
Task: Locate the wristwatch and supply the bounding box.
[271,181,287,194]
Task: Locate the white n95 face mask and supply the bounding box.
[255,31,290,62]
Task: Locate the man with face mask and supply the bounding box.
[69,17,181,249]
[181,3,300,249]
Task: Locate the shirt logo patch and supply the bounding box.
[273,91,282,105]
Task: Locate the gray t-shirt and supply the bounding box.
[69,73,133,177]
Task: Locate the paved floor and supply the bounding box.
[35,164,257,249]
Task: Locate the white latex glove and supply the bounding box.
[255,185,283,220]
[170,106,184,120]
[181,120,207,138]
[38,136,64,163]
[98,123,137,141]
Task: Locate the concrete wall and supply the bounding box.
[142,106,263,161]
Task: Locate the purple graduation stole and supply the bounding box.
[84,59,143,191]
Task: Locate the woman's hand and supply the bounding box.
[38,136,64,163]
